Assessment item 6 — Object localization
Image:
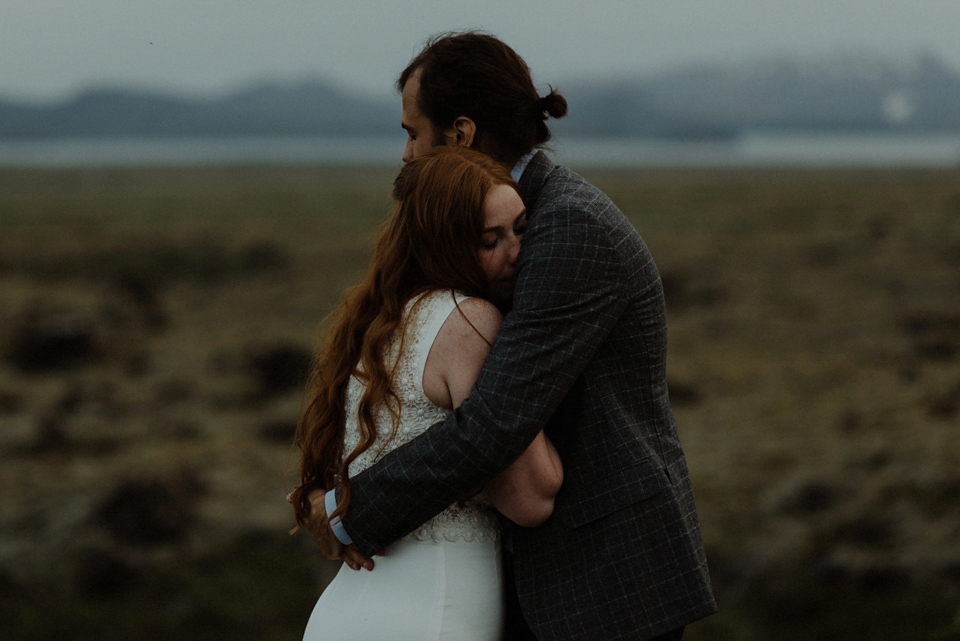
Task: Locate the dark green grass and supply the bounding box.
[1,165,958,640]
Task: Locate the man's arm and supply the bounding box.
[342,202,628,557]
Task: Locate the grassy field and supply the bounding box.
[1,164,958,640]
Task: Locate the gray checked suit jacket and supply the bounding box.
[342,152,717,639]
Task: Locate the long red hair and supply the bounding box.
[291,147,518,529]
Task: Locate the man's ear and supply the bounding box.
[444,116,477,148]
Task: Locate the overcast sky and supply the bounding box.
[4,0,960,103]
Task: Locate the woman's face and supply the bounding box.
[479,184,526,303]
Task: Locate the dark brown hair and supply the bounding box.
[291,147,518,529]
[398,31,568,166]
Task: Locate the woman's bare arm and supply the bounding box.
[480,430,562,527]
[423,297,563,527]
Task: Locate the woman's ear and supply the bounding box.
[444,116,477,148]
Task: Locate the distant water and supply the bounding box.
[1,132,959,168]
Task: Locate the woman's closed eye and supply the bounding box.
[482,225,524,250]
[480,236,499,250]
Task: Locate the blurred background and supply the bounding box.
[1,1,958,639]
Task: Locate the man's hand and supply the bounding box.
[288,487,373,571]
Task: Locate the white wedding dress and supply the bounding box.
[302,290,504,641]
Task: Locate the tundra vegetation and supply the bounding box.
[1,165,958,640]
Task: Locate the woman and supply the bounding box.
[290,148,563,640]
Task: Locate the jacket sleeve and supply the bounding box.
[342,201,629,556]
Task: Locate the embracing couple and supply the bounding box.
[289,32,717,640]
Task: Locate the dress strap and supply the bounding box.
[407,289,471,393]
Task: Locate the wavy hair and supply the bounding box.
[291,147,518,530]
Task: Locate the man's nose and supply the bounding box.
[401,140,413,163]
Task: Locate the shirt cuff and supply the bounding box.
[325,487,353,545]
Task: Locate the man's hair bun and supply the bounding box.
[539,89,568,120]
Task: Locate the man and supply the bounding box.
[304,32,716,640]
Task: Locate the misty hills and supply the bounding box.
[2,52,959,140]
[555,51,960,139]
[0,81,397,138]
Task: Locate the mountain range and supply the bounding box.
[2,51,959,140]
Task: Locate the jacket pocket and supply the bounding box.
[557,461,665,529]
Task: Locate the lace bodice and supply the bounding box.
[342,290,500,543]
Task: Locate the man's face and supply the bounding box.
[401,69,447,162]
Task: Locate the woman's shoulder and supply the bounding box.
[406,290,501,347]
[415,289,500,321]
[444,296,502,344]
[420,293,502,409]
